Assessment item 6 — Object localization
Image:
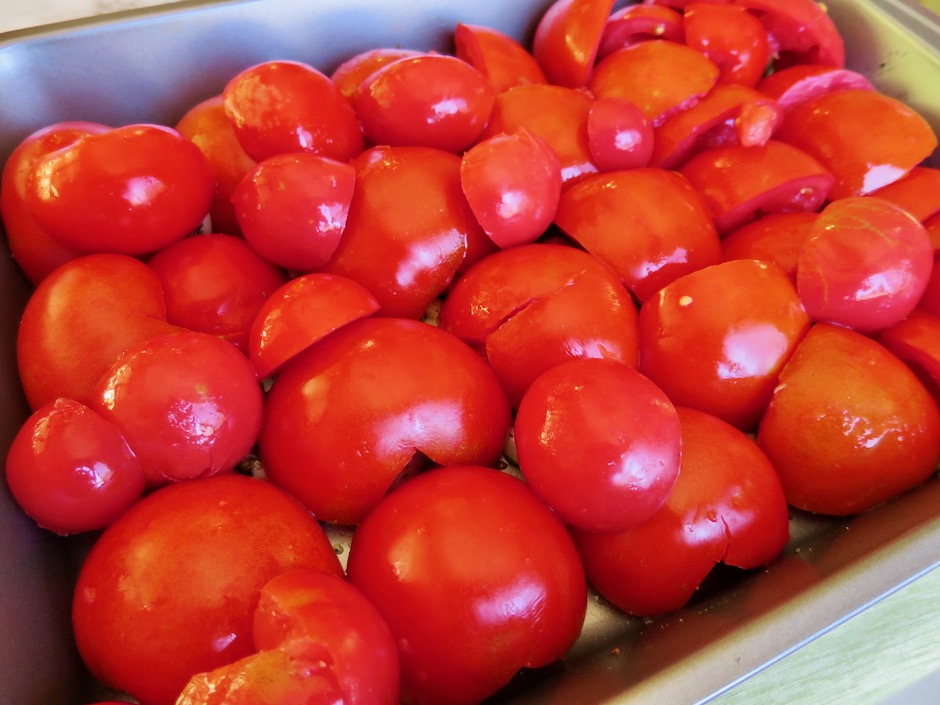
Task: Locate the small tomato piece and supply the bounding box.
[721,211,817,281]
[597,4,685,60]
[734,0,846,68]
[879,309,940,405]
[756,64,874,113]
[868,166,940,224]
[684,2,771,87]
[331,47,424,102]
[454,23,547,93]
[532,0,617,88]
[586,97,655,171]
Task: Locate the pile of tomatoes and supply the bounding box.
[3,0,940,704]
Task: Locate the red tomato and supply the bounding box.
[0,121,107,284]
[355,54,495,153]
[248,272,380,379]
[879,309,940,404]
[331,47,424,102]
[459,128,561,248]
[323,145,481,319]
[775,89,937,199]
[16,253,181,410]
[453,23,548,93]
[91,331,263,488]
[734,0,845,68]
[679,140,834,234]
[222,60,364,162]
[918,258,940,317]
[5,398,144,535]
[252,570,399,705]
[586,97,655,171]
[756,323,940,515]
[72,474,343,705]
[869,166,940,224]
[573,406,790,617]
[346,465,588,705]
[553,168,722,302]
[796,197,933,333]
[24,124,214,255]
[480,84,597,189]
[684,3,771,87]
[258,317,512,525]
[589,40,720,126]
[720,211,817,281]
[147,233,287,351]
[597,4,685,60]
[232,152,356,271]
[756,64,874,113]
[175,95,258,236]
[515,358,681,532]
[638,258,810,430]
[532,0,616,88]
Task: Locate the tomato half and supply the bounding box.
[454,23,548,93]
[531,0,616,88]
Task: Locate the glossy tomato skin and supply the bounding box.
[573,406,790,617]
[147,233,287,351]
[72,474,343,705]
[757,323,940,515]
[586,97,655,171]
[331,47,424,102]
[515,358,681,533]
[16,253,182,410]
[453,23,548,93]
[222,60,363,162]
[532,0,616,88]
[638,258,810,431]
[683,3,771,87]
[355,54,495,153]
[25,124,214,255]
[259,317,511,525]
[346,465,588,705]
[5,398,145,535]
[91,331,263,488]
[0,121,108,284]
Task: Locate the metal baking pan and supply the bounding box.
[1,1,939,704]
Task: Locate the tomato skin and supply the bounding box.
[796,197,933,333]
[879,309,940,404]
[175,95,258,237]
[756,64,874,113]
[554,168,722,302]
[331,47,424,102]
[259,317,511,525]
[346,465,588,705]
[355,54,495,153]
[869,166,940,225]
[72,474,343,705]
[597,4,685,60]
[721,211,817,281]
[223,60,363,162]
[24,124,214,255]
[5,398,145,535]
[734,0,845,68]
[515,358,681,533]
[638,258,810,431]
[91,331,263,488]
[147,233,287,351]
[775,89,937,199]
[532,0,616,88]
[252,570,400,705]
[454,23,548,93]
[757,323,940,516]
[232,152,356,271]
[683,3,771,87]
[16,253,182,411]
[0,121,108,284]
[574,406,790,617]
[586,97,655,171]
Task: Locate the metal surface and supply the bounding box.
[0,2,939,705]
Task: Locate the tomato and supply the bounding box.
[775,89,937,199]
[222,60,363,162]
[91,331,263,488]
[323,145,481,319]
[734,0,845,68]
[597,4,685,60]
[232,152,356,271]
[679,140,834,234]
[331,47,424,102]
[459,128,561,248]
[638,258,809,431]
[5,398,144,535]
[720,211,817,281]
[453,23,548,93]
[515,358,681,532]
[147,233,287,351]
[683,3,771,87]
[796,197,933,333]
[589,40,720,126]
[0,121,108,284]
[175,95,258,237]
[258,317,511,525]
[869,166,940,224]
[16,253,181,410]
[756,323,940,515]
[553,168,722,302]
[756,64,873,113]
[346,465,588,705]
[355,54,495,153]
[252,570,399,705]
[72,474,343,705]
[531,0,616,88]
[24,124,214,255]
[480,84,597,189]
[248,272,380,379]
[879,309,940,404]
[586,97,655,171]
[573,405,790,617]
